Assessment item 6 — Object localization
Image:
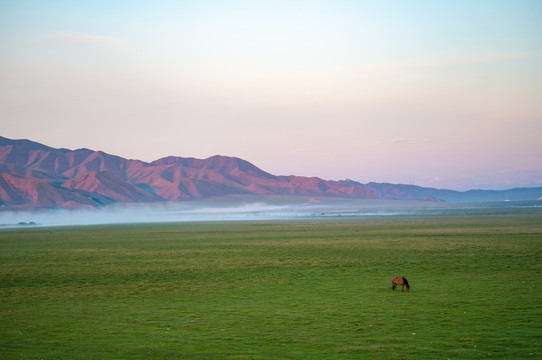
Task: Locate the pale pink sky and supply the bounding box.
[1,1,541,190]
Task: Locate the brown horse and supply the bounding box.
[392,277,410,292]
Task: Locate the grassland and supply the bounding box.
[1,210,541,359]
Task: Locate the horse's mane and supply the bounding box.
[402,277,410,289]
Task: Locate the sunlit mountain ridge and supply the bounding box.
[1,136,541,210]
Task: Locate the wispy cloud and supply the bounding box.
[444,52,529,66]
[354,52,530,77]
[374,138,429,146]
[389,138,429,144]
[32,31,124,47]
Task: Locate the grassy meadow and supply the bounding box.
[1,210,541,359]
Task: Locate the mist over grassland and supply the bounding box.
[1,196,540,228]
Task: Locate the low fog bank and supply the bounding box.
[1,199,539,228]
[0,200,422,228]
[0,203,275,228]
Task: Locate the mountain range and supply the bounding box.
[1,136,541,210]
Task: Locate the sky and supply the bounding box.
[1,0,541,191]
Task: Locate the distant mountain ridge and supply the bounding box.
[1,136,541,209]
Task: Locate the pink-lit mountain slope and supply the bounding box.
[1,136,541,209]
[0,172,114,209]
[0,136,381,209]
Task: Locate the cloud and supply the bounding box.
[391,137,428,144]
[374,138,429,145]
[353,52,530,77]
[445,52,529,66]
[32,31,124,47]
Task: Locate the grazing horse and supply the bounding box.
[392,277,410,292]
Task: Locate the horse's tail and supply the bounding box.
[403,277,410,289]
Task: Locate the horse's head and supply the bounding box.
[403,277,410,292]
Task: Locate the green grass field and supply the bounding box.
[1,210,541,359]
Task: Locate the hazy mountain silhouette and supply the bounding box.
[1,136,541,209]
